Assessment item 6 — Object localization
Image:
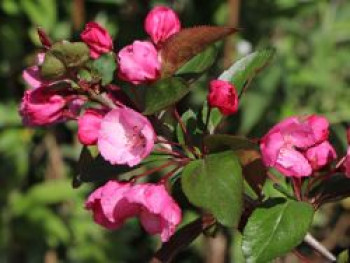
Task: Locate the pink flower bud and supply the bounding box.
[97,106,156,167]
[81,22,113,59]
[19,87,83,126]
[85,181,182,242]
[305,141,337,170]
[145,6,181,45]
[207,80,239,115]
[78,108,107,145]
[306,115,329,144]
[117,41,161,85]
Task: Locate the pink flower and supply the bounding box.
[78,108,107,145]
[81,22,113,59]
[305,141,337,170]
[207,80,239,115]
[145,6,181,46]
[22,53,47,89]
[260,115,331,177]
[117,41,161,85]
[344,147,350,178]
[19,87,83,126]
[97,107,155,167]
[85,181,182,242]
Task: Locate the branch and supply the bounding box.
[304,233,336,262]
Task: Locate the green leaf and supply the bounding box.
[201,101,222,134]
[40,52,66,79]
[75,146,133,186]
[176,45,218,77]
[176,109,197,145]
[91,52,117,85]
[242,198,314,263]
[204,134,258,153]
[337,249,349,263]
[182,151,243,227]
[219,49,274,93]
[143,78,189,115]
[50,41,90,68]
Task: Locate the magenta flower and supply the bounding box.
[117,41,161,85]
[305,141,337,170]
[207,80,239,115]
[19,87,83,126]
[85,181,182,242]
[97,107,155,167]
[145,6,181,46]
[260,115,331,177]
[22,53,47,89]
[78,108,107,145]
[81,22,113,59]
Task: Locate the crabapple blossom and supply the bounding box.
[207,80,239,115]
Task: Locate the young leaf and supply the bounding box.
[201,101,222,134]
[242,198,314,263]
[182,151,243,227]
[40,52,66,79]
[219,49,274,93]
[161,26,237,76]
[50,41,90,68]
[90,52,117,85]
[176,109,198,145]
[143,78,189,115]
[337,249,349,263]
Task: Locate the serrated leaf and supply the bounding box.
[143,78,189,115]
[204,134,258,153]
[219,49,274,93]
[176,45,218,77]
[161,26,237,76]
[182,151,243,227]
[91,52,117,85]
[242,198,314,263]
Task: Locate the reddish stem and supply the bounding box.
[132,161,176,180]
[292,177,302,201]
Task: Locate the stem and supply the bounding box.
[156,138,183,147]
[132,161,176,180]
[87,90,116,109]
[292,177,302,201]
[304,233,336,262]
[160,166,182,183]
[153,148,185,158]
[204,106,212,135]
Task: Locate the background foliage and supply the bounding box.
[0,0,349,262]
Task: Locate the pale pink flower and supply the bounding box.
[78,108,107,145]
[97,107,155,167]
[22,53,47,89]
[144,6,181,45]
[81,22,113,59]
[85,181,182,242]
[305,141,337,170]
[207,80,239,115]
[117,41,161,85]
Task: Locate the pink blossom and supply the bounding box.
[97,107,155,167]
[145,6,181,45]
[207,80,239,115]
[305,141,337,170]
[78,108,107,145]
[85,181,182,242]
[306,115,329,144]
[22,53,47,89]
[117,41,161,85]
[19,87,83,126]
[344,147,350,178]
[81,22,113,59]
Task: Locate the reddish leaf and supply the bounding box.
[160,26,237,76]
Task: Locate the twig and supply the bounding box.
[88,90,117,109]
[304,233,336,262]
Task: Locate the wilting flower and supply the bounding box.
[207,80,239,115]
[78,108,107,145]
[81,22,113,59]
[305,141,337,170]
[144,6,181,45]
[97,106,155,167]
[19,87,83,126]
[117,41,161,85]
[85,180,182,242]
[22,53,47,89]
[260,115,332,177]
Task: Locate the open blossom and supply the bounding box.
[81,22,113,59]
[85,181,182,242]
[19,87,84,126]
[98,107,155,167]
[117,41,161,85]
[260,115,332,177]
[145,6,181,45]
[22,53,47,89]
[207,80,239,115]
[78,108,107,145]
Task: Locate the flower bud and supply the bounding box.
[145,6,181,45]
[305,141,337,170]
[78,108,106,145]
[117,41,161,85]
[81,22,113,59]
[207,80,239,115]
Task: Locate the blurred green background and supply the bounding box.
[1,0,350,262]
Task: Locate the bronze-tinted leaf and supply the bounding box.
[160,26,237,76]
